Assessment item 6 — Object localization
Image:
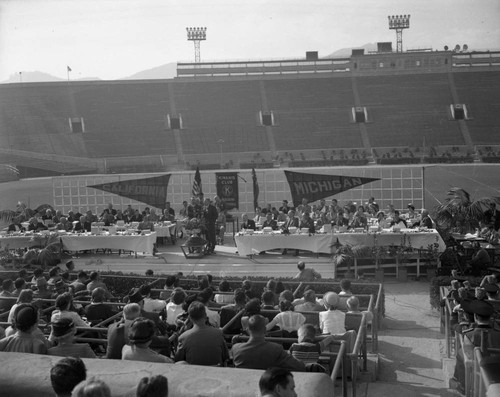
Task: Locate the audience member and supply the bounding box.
[136,375,169,397]
[174,301,229,366]
[259,368,297,397]
[289,323,342,371]
[0,279,15,312]
[231,314,305,371]
[214,280,233,304]
[72,378,111,397]
[84,287,116,325]
[106,303,141,359]
[166,288,187,325]
[220,289,247,334]
[51,293,89,331]
[0,303,48,354]
[86,272,113,299]
[70,271,89,294]
[50,357,87,397]
[140,284,166,314]
[294,261,321,281]
[319,292,346,335]
[197,288,220,327]
[48,317,96,358]
[12,277,26,297]
[265,300,306,338]
[122,318,173,363]
[8,289,34,324]
[294,290,323,312]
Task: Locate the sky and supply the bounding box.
[1,0,499,82]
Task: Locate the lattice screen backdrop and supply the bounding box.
[52,166,424,216]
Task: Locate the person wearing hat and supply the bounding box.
[122,317,173,363]
[174,301,229,366]
[48,317,96,358]
[450,298,500,393]
[51,292,88,328]
[319,292,346,335]
[0,303,48,354]
[404,203,419,227]
[375,211,390,229]
[126,287,169,336]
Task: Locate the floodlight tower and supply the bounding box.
[186,27,207,63]
[388,15,410,53]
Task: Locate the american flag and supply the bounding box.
[192,166,203,199]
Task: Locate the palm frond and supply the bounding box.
[0,210,17,223]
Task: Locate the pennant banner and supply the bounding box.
[284,170,379,205]
[216,172,239,210]
[88,174,171,209]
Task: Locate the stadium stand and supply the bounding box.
[1,51,500,176]
[453,71,500,145]
[356,73,462,148]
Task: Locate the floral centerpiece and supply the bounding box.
[184,218,205,236]
[183,217,207,249]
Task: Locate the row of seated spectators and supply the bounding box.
[441,268,500,394]
[374,146,475,165]
[0,268,371,376]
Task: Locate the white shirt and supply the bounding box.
[143,298,166,314]
[319,310,346,334]
[165,302,184,325]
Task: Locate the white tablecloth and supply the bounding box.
[60,233,157,255]
[0,236,37,250]
[235,230,445,257]
[154,224,176,238]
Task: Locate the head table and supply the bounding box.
[234,229,446,257]
[0,231,157,256]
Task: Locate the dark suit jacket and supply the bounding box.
[241,219,256,230]
[106,320,130,359]
[283,217,299,229]
[262,219,278,230]
[232,339,306,371]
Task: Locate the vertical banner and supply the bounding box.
[252,167,259,211]
[216,172,239,210]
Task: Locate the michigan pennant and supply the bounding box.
[88,174,171,209]
[284,170,379,206]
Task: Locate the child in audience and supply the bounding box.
[289,323,340,372]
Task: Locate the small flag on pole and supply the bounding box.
[192,166,203,199]
[67,66,72,72]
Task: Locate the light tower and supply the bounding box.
[186,27,207,63]
[388,15,410,53]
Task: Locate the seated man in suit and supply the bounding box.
[231,314,306,371]
[240,213,256,231]
[281,210,299,255]
[262,212,278,230]
[106,303,141,359]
